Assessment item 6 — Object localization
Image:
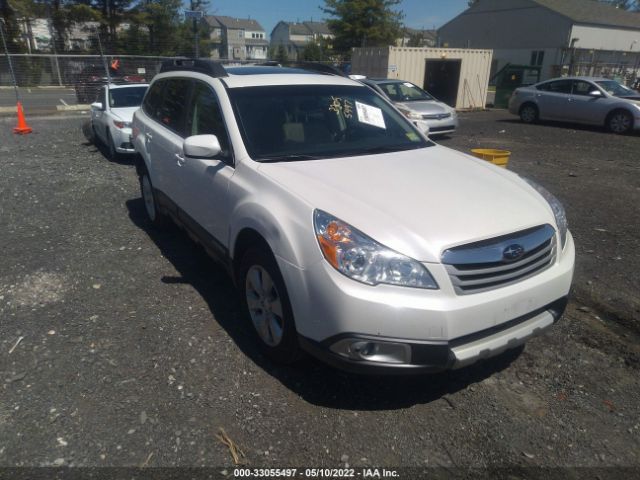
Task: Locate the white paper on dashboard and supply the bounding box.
[355,101,386,129]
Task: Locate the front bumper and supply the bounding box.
[299,297,568,374]
[415,115,459,136]
[279,232,575,374]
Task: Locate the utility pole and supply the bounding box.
[46,1,63,86]
[191,0,199,58]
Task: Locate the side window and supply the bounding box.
[185,81,232,162]
[546,80,572,94]
[142,80,164,120]
[572,81,594,96]
[157,78,192,136]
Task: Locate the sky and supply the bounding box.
[192,0,470,37]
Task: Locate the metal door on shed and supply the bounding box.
[423,59,461,108]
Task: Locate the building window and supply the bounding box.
[530,50,545,66]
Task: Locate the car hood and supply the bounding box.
[396,100,451,115]
[111,107,139,122]
[258,146,554,263]
[619,95,640,102]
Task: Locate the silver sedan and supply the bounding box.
[362,78,459,136]
[509,76,640,134]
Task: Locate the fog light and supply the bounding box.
[330,338,411,364]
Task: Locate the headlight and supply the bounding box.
[113,120,131,129]
[523,178,568,247]
[399,109,422,121]
[313,210,438,289]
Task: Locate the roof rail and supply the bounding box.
[255,61,347,77]
[160,59,228,78]
[286,62,348,77]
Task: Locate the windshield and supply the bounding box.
[595,80,635,97]
[109,86,148,108]
[228,85,431,162]
[378,81,434,102]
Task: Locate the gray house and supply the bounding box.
[206,16,268,60]
[270,21,334,60]
[438,0,640,81]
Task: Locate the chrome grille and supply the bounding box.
[442,225,557,295]
[422,112,451,120]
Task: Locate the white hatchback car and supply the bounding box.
[91,83,149,158]
[132,60,574,374]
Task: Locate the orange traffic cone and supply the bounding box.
[13,101,32,135]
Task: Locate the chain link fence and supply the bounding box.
[0,53,184,88]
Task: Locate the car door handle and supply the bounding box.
[175,152,185,166]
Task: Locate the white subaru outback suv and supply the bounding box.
[132,59,575,374]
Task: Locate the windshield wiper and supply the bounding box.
[259,154,324,163]
[357,144,423,155]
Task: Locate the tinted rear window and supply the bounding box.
[142,80,164,119]
[157,78,192,135]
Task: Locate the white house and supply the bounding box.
[206,16,268,60]
[270,21,334,60]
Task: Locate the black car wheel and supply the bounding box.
[519,104,539,124]
[607,110,633,134]
[239,247,301,364]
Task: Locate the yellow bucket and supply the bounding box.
[471,149,511,168]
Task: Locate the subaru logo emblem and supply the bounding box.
[503,244,525,261]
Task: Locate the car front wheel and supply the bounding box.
[239,247,300,364]
[106,130,118,160]
[607,110,633,134]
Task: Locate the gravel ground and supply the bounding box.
[0,111,639,478]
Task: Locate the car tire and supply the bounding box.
[139,169,170,229]
[519,104,539,124]
[606,110,633,134]
[239,247,301,364]
[106,130,118,160]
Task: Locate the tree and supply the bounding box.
[322,0,403,57]
[406,31,424,47]
[275,44,288,63]
[600,0,639,9]
[300,40,331,61]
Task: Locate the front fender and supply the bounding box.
[229,199,319,269]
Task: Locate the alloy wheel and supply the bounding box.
[521,106,537,123]
[245,265,284,347]
[609,112,631,134]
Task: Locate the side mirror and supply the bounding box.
[184,134,221,158]
[589,90,603,97]
[91,101,104,110]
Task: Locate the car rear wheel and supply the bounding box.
[139,170,169,229]
[519,104,539,124]
[239,247,300,364]
[607,110,633,134]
